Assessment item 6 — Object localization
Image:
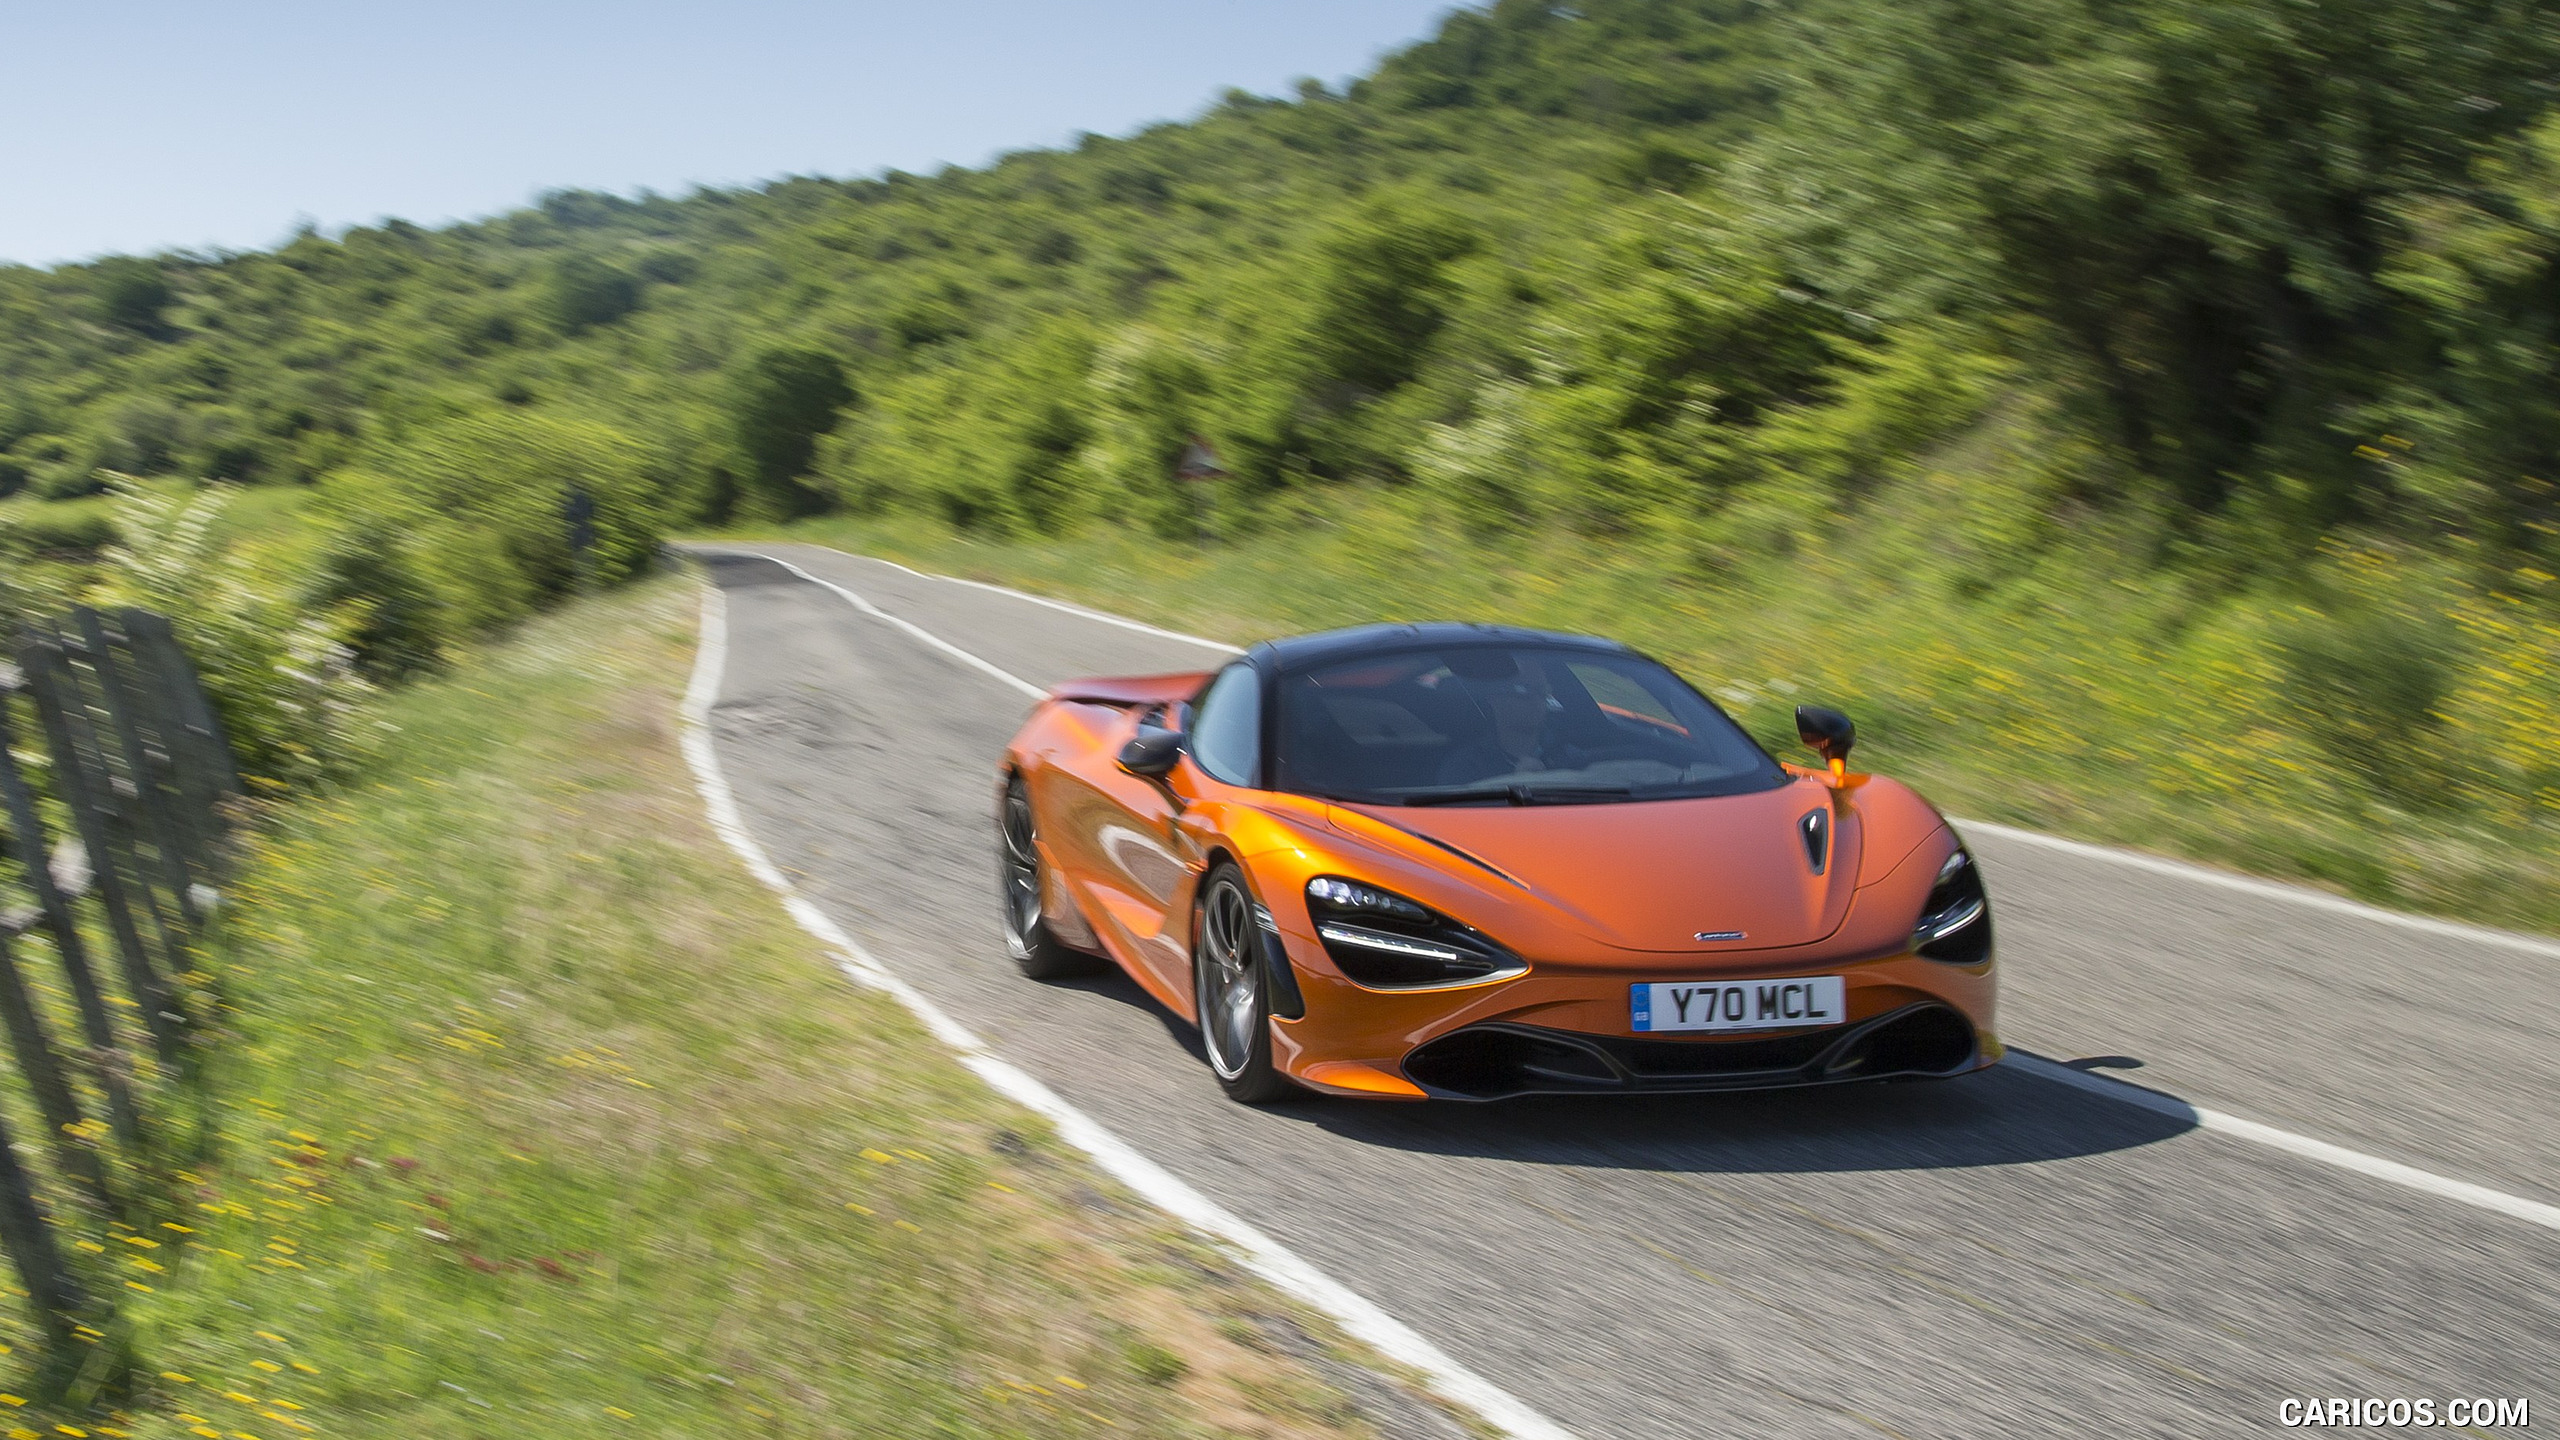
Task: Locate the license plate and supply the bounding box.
[1631,976,1847,1033]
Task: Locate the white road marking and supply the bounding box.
[707,543,2560,1241]
[1956,819,2560,962]
[717,550,1047,702]
[856,552,1246,655]
[2009,1053,2560,1234]
[679,580,1579,1440]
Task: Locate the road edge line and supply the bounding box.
[677,577,1581,1440]
[2007,1053,2560,1234]
[1955,819,2560,963]
[744,553,1049,702]
[854,551,1246,655]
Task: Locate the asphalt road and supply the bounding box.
[692,542,2556,1440]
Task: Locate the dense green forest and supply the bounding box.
[5,0,2559,916]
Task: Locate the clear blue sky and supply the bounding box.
[0,1,1463,267]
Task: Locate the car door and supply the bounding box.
[1053,704,1197,1007]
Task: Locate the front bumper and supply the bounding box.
[1264,932,1998,1101]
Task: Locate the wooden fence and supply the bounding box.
[0,607,237,1384]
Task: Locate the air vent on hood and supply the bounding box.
[1799,809,1830,875]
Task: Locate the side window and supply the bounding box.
[1189,663,1263,787]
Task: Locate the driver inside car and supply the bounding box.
[1435,652,1585,783]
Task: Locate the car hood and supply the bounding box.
[1332,781,1859,953]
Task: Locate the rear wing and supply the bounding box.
[1047,672,1215,708]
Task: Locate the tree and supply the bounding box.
[1304,203,1479,397]
[91,257,171,335]
[1773,0,2560,517]
[358,410,665,635]
[2379,115,2560,557]
[730,346,855,516]
[541,253,640,333]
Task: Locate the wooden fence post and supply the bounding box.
[109,611,223,893]
[0,694,148,1154]
[13,636,188,1068]
[120,611,241,804]
[0,1103,89,1360]
[0,923,117,1215]
[43,619,192,987]
[72,608,205,942]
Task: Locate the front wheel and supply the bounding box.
[1000,776,1099,980]
[1193,864,1296,1105]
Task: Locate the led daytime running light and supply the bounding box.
[1315,923,1468,963]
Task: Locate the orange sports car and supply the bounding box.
[996,624,1998,1103]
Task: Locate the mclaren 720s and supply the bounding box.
[996,623,1998,1104]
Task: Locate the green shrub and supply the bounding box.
[352,409,667,635]
[540,252,640,333]
[1302,201,1477,397]
[32,466,109,501]
[1415,381,1549,533]
[729,346,854,517]
[306,519,450,679]
[0,504,118,556]
[2275,603,2464,802]
[90,256,172,334]
[15,434,109,499]
[1079,323,1212,538]
[179,404,278,482]
[92,486,378,788]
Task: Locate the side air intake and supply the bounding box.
[1799,808,1830,874]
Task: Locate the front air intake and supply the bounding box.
[1402,1003,1979,1100]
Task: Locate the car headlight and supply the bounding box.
[1304,876,1526,989]
[1913,849,1992,964]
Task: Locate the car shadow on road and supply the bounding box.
[1056,966,2196,1176]
[1290,1064,2198,1176]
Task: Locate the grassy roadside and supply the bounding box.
[727,479,2560,937]
[39,573,1437,1440]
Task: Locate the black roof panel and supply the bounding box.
[1247,622,1632,673]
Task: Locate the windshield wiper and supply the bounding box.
[1394,782,1634,807]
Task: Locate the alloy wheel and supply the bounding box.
[1197,875,1260,1080]
[1001,785,1044,950]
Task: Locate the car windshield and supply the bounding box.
[1271,644,1784,805]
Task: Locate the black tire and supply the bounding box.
[1192,864,1297,1105]
[1000,776,1099,980]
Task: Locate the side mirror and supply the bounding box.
[1795,705,1855,778]
[1117,724,1185,777]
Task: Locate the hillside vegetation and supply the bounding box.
[4,0,2559,920]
